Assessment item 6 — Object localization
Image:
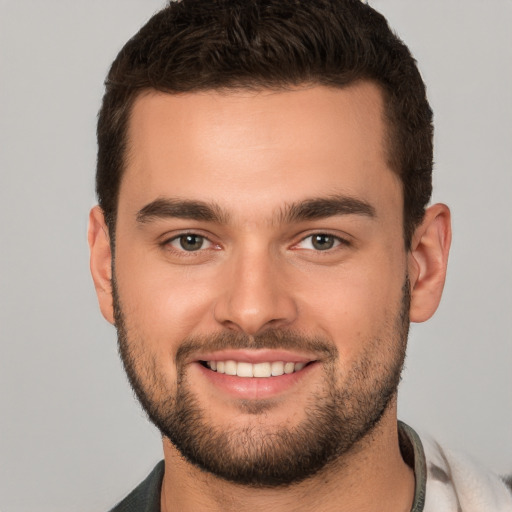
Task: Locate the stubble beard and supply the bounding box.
[113,276,410,488]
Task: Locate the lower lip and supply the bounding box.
[194,361,318,400]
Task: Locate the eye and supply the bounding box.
[167,234,212,252]
[297,234,343,251]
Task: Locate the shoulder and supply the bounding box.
[108,460,165,512]
[421,436,512,512]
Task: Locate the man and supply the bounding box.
[88,0,512,510]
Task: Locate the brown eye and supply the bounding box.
[179,234,204,251]
[311,234,336,250]
[169,234,211,251]
[296,233,345,251]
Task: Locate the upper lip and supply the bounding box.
[190,349,317,364]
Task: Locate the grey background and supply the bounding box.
[0,1,510,511]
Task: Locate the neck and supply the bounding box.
[160,403,415,512]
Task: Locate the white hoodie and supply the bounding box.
[400,422,512,512]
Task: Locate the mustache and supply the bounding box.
[175,329,339,365]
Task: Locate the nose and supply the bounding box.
[213,246,298,335]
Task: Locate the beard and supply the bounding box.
[113,276,410,488]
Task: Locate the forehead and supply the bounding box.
[120,83,401,222]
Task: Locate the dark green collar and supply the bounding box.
[398,421,427,512]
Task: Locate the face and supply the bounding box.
[111,83,410,486]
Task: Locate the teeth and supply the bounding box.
[253,362,271,377]
[271,361,284,376]
[284,362,295,374]
[236,362,253,377]
[224,360,237,376]
[206,360,308,377]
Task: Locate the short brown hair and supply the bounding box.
[97,0,433,247]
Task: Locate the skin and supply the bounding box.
[89,82,451,511]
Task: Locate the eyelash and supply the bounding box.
[293,233,350,252]
[163,232,216,254]
[162,232,350,255]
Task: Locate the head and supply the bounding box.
[90,0,450,488]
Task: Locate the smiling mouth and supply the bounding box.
[200,360,312,377]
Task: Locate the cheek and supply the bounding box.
[114,245,221,348]
[294,257,406,359]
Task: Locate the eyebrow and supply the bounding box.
[279,195,376,224]
[136,198,229,224]
[136,194,376,225]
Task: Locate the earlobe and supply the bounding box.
[88,206,115,325]
[408,203,452,323]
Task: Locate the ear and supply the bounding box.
[88,206,115,325]
[408,203,452,323]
